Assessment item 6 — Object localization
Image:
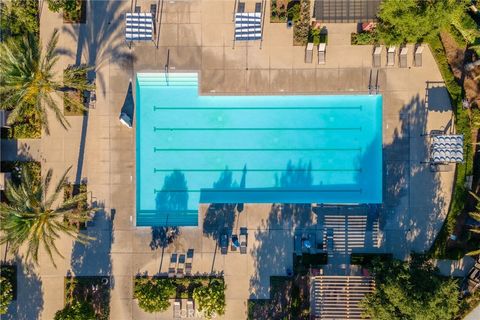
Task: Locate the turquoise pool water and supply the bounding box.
[136,73,383,227]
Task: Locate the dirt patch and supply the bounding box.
[440,31,465,79]
[440,31,480,107]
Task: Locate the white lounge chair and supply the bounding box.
[305,42,314,63]
[414,45,424,67]
[387,46,396,66]
[318,43,326,65]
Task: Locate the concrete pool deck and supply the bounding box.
[0,0,455,319]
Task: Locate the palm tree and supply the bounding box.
[467,191,480,256]
[0,29,93,134]
[0,166,95,267]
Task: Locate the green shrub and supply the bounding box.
[63,65,88,115]
[4,102,42,139]
[361,255,461,320]
[351,31,377,45]
[309,27,320,45]
[47,0,84,23]
[0,277,13,315]
[54,300,96,320]
[193,279,226,319]
[134,278,176,313]
[0,161,41,187]
[0,0,39,38]
[287,1,300,22]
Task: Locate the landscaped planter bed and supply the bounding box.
[63,182,89,229]
[0,265,17,300]
[134,275,226,316]
[0,161,41,187]
[63,276,110,320]
[63,0,86,24]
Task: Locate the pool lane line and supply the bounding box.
[153,147,362,152]
[153,188,363,193]
[153,106,363,111]
[152,168,362,172]
[153,127,363,131]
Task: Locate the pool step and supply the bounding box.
[137,210,198,227]
[137,73,198,87]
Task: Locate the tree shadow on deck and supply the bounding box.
[382,91,449,258]
[70,202,113,278]
[3,258,43,320]
[202,168,243,242]
[59,0,134,185]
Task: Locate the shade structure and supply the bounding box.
[125,12,154,42]
[235,12,262,41]
[431,134,464,164]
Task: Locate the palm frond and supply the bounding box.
[0,167,94,267]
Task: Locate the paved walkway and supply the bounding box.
[0,0,457,319]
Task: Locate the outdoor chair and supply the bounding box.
[387,46,396,66]
[305,42,313,63]
[173,300,181,319]
[187,299,195,317]
[414,45,424,67]
[185,249,194,276]
[237,2,245,13]
[231,234,239,251]
[134,6,141,13]
[168,253,177,278]
[150,4,157,19]
[318,43,326,65]
[177,253,186,278]
[255,2,262,12]
[220,234,228,255]
[239,228,248,254]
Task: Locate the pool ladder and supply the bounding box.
[368,69,379,94]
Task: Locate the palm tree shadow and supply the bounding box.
[149,170,188,250]
[202,168,240,242]
[58,0,134,185]
[3,258,44,320]
[70,202,113,279]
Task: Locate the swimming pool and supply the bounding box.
[136,73,382,227]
